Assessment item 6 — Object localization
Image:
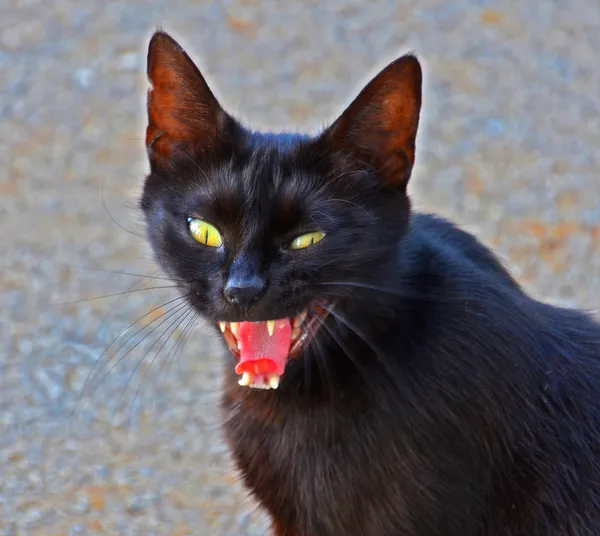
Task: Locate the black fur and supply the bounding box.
[141,31,600,536]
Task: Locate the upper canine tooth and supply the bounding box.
[219,321,227,333]
[267,320,275,337]
[230,322,240,337]
[294,311,307,327]
[269,374,280,389]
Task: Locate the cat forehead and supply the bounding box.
[173,130,367,226]
[187,179,308,244]
[246,130,311,151]
[211,135,328,196]
[214,152,323,211]
[179,148,329,227]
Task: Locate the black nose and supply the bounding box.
[224,274,265,306]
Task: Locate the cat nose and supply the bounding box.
[223,274,265,306]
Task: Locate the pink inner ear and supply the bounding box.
[325,55,422,185]
[145,31,223,161]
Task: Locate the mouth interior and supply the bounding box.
[218,307,325,390]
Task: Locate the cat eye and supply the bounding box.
[290,231,325,250]
[187,217,223,248]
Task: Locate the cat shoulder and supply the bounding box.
[408,212,519,289]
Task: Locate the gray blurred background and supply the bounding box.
[1,0,599,534]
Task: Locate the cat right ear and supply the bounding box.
[146,31,228,166]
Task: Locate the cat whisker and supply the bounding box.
[306,314,337,402]
[325,168,369,186]
[120,305,196,429]
[306,338,327,399]
[74,294,191,402]
[316,280,470,303]
[326,197,376,221]
[79,301,194,432]
[101,175,146,239]
[312,313,372,386]
[158,310,200,389]
[88,299,191,396]
[51,284,182,306]
[173,146,209,179]
[54,262,187,283]
[73,294,192,416]
[66,273,173,432]
[321,305,396,378]
[316,280,408,297]
[303,328,314,398]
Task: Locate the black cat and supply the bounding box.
[141,31,600,536]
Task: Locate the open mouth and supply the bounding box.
[218,303,331,390]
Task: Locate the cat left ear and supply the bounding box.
[146,31,229,165]
[323,54,422,188]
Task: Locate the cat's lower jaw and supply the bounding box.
[216,301,333,389]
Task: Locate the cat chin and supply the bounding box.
[216,301,333,390]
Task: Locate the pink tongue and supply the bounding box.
[235,319,292,377]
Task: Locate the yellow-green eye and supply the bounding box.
[188,218,223,248]
[290,231,325,250]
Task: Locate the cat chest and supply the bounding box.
[222,402,416,536]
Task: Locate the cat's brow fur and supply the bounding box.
[141,31,600,536]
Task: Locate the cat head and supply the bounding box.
[141,31,422,390]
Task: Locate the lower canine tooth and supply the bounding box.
[230,322,240,337]
[269,374,280,389]
[238,372,250,386]
[267,320,275,337]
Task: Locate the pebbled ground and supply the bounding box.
[1,0,599,534]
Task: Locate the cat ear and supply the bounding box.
[146,31,228,164]
[323,55,422,187]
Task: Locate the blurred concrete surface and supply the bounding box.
[1,0,599,534]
